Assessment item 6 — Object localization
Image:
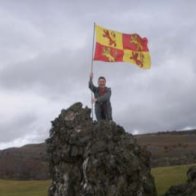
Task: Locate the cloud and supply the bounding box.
[114,57,196,132]
[0,0,196,149]
[0,89,61,143]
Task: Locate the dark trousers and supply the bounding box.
[95,103,112,121]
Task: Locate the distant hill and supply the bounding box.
[0,129,196,180]
[0,143,49,180]
[135,129,196,167]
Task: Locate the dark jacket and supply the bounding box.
[89,79,112,121]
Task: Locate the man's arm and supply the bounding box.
[89,72,97,93]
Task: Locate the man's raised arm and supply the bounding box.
[89,72,96,92]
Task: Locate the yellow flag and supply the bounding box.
[94,24,151,69]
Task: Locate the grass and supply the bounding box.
[0,164,195,196]
[152,163,196,196]
[0,179,50,196]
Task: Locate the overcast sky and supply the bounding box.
[0,0,196,149]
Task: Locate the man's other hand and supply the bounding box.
[91,97,97,104]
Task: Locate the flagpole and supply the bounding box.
[91,22,96,74]
[90,22,96,120]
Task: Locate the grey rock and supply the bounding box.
[187,166,196,182]
[46,102,157,196]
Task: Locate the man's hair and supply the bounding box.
[98,76,106,81]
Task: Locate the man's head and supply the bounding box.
[98,76,106,88]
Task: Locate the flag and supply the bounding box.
[93,24,151,69]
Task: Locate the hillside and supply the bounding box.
[0,143,49,180]
[135,130,196,167]
[0,129,196,180]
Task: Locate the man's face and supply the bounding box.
[98,79,106,88]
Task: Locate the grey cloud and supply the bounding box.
[0,0,196,149]
[0,113,37,142]
[0,48,89,92]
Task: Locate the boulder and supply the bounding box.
[46,102,157,196]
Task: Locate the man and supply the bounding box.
[89,72,112,121]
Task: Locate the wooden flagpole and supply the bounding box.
[90,22,96,120]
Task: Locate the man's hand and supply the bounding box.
[91,97,97,104]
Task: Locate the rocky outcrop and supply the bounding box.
[46,102,157,196]
[164,166,196,196]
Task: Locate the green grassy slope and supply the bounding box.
[152,163,196,195]
[0,179,50,196]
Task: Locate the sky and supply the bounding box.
[0,0,196,149]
